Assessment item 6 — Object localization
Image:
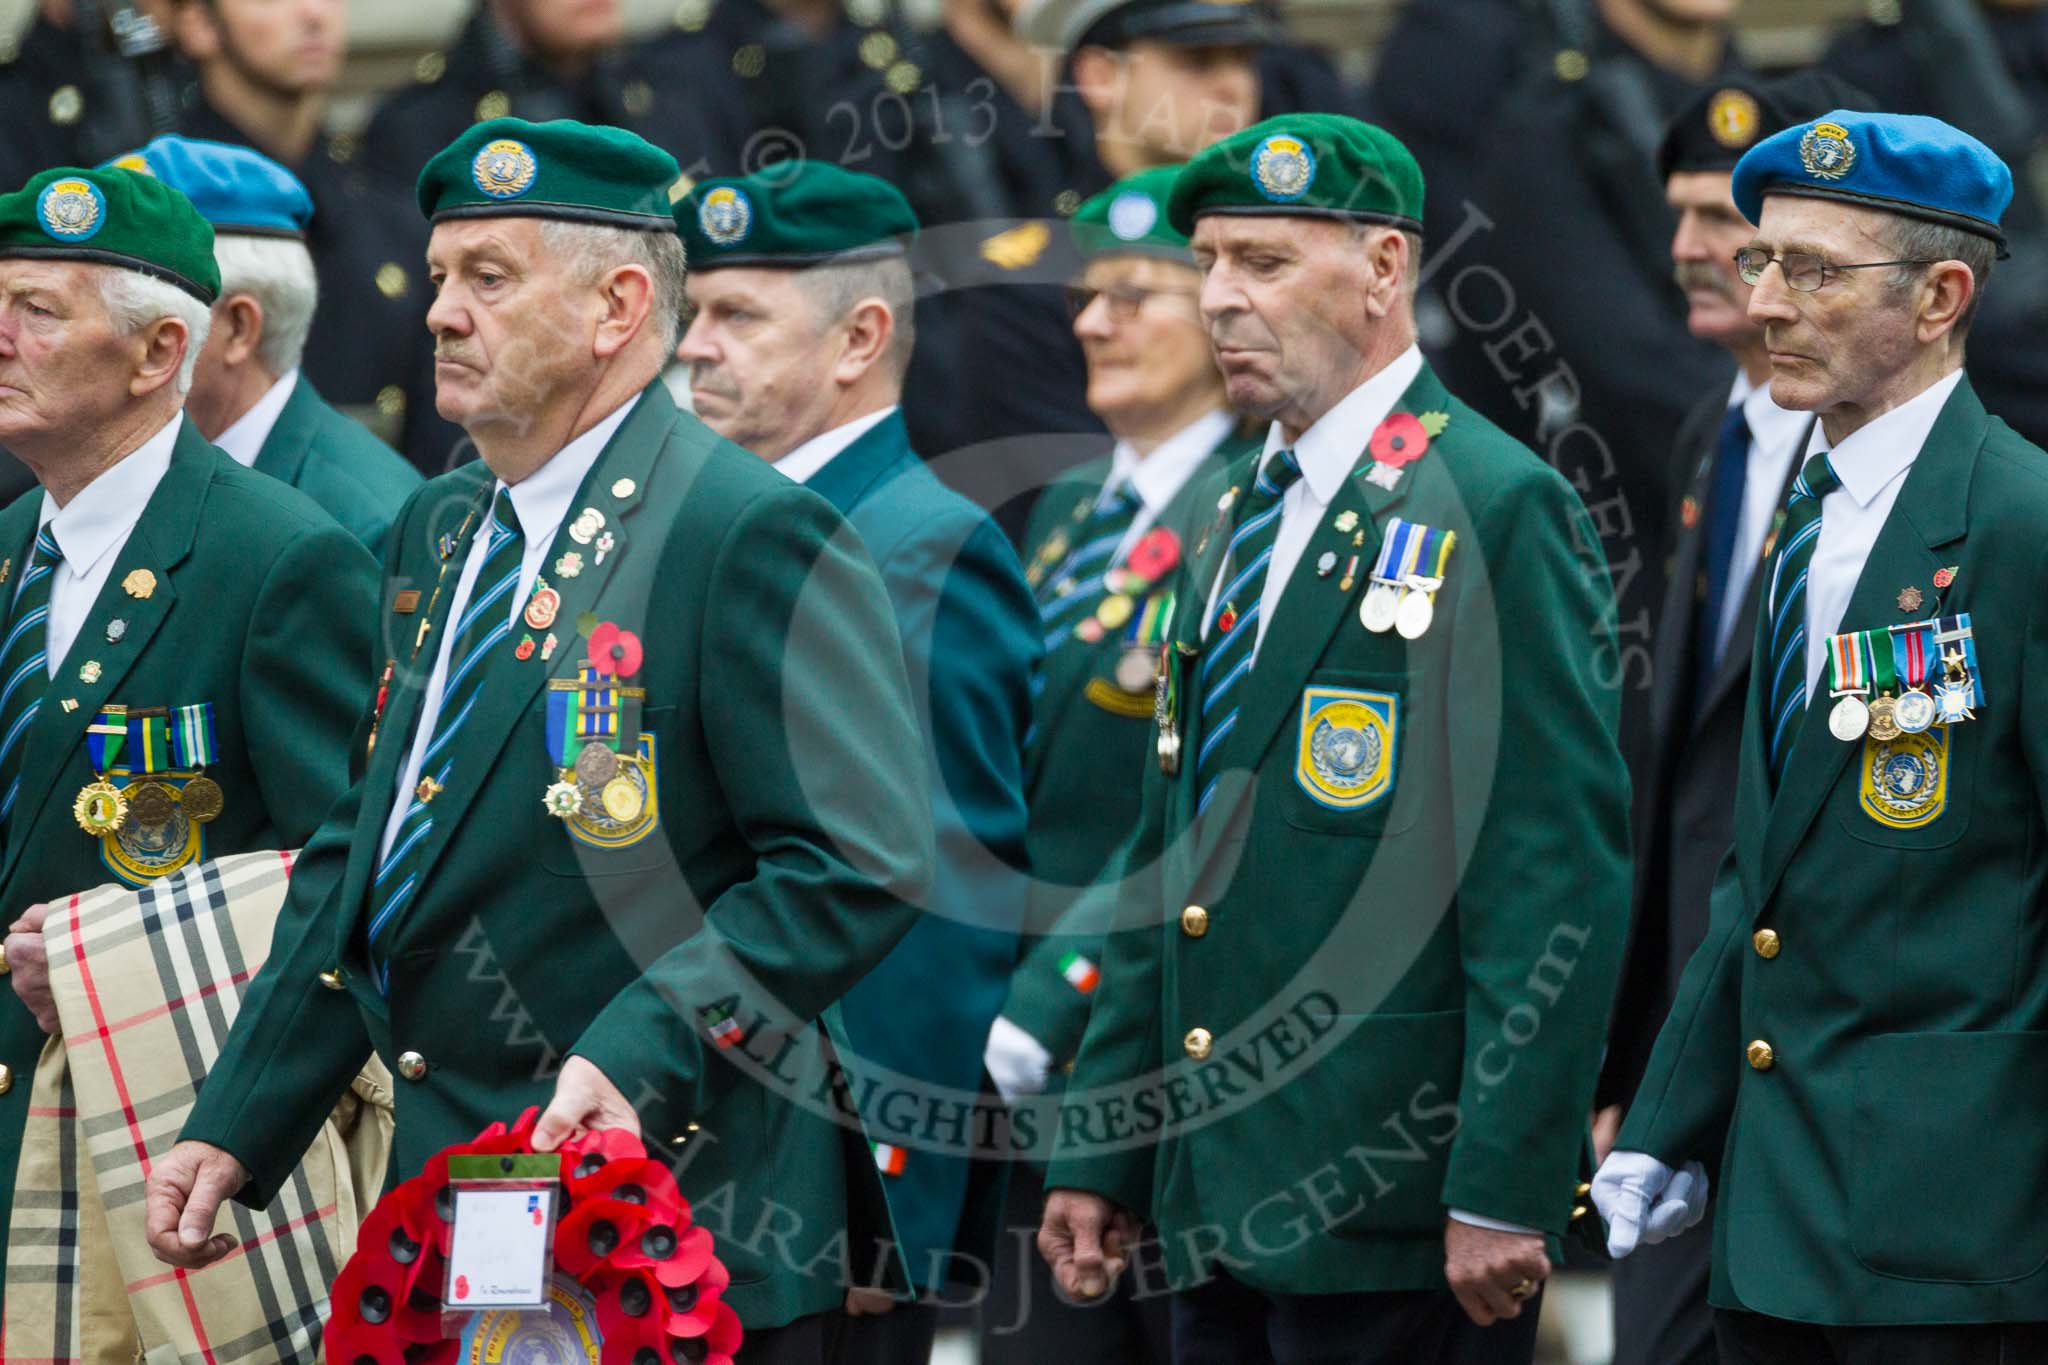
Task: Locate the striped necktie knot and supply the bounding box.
[1763,451,1840,785]
[1036,480,1144,636]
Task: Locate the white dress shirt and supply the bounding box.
[1800,368,1965,697]
[1202,346,1426,655]
[212,368,301,469]
[1100,408,1236,565]
[1716,373,1811,659]
[771,406,896,485]
[37,412,182,675]
[379,397,635,861]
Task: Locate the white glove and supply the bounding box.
[985,1015,1054,1103]
[1591,1150,1711,1259]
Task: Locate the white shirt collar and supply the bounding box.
[1258,345,1426,504]
[500,395,637,542]
[1740,372,1811,458]
[213,368,301,469]
[41,411,183,574]
[772,406,897,485]
[1105,408,1235,514]
[1808,369,1965,509]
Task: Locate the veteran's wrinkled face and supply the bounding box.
[426,218,596,442]
[0,260,153,448]
[1072,254,1218,431]
[676,267,844,463]
[1668,170,1758,349]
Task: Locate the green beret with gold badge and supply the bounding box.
[416,116,682,230]
[0,165,219,302]
[675,160,916,269]
[1071,165,1192,262]
[1167,113,1425,237]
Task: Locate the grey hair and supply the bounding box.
[96,269,213,395]
[1344,221,1423,289]
[792,254,916,382]
[537,219,689,354]
[1884,217,1996,336]
[213,234,319,376]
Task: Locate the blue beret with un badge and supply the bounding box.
[103,135,313,239]
[1732,109,2013,252]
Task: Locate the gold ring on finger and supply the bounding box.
[1508,1278,1537,1301]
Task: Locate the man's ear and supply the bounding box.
[594,263,657,359]
[170,0,223,63]
[130,315,190,399]
[1916,259,1976,347]
[1071,45,1123,121]
[832,297,894,386]
[219,294,265,369]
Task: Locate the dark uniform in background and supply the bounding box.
[361,3,755,185]
[1823,0,2048,448]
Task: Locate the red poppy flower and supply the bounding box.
[1369,412,1429,467]
[1126,526,1181,582]
[594,1269,671,1355]
[555,1196,654,1279]
[587,622,643,678]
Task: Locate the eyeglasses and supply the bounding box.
[1733,247,1938,293]
[1065,282,1200,321]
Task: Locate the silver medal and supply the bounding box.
[1828,693,1870,742]
[1360,583,1400,633]
[1395,588,1435,640]
[1894,688,1937,734]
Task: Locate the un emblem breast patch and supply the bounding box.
[699,186,753,246]
[1251,135,1316,203]
[472,138,538,199]
[1295,686,1397,810]
[37,178,106,241]
[1799,121,1857,182]
[1859,727,1947,830]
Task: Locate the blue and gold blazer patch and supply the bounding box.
[1295,686,1397,811]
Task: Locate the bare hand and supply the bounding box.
[1592,1103,1624,1164]
[7,902,54,1034]
[1443,1218,1550,1326]
[845,1286,898,1315]
[145,1139,251,1268]
[531,1056,641,1151]
[1039,1188,1140,1300]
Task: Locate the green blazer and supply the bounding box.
[1004,427,1256,1073]
[804,410,1038,1292]
[180,384,937,1332]
[1620,376,2048,1325]
[0,417,379,1295]
[252,375,423,558]
[1043,363,1632,1295]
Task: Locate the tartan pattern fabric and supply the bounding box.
[367,492,523,992]
[0,526,63,832]
[4,851,394,1365]
[1194,448,1303,816]
[1764,452,1842,785]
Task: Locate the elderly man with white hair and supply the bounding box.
[113,135,422,555]
[0,162,379,1311]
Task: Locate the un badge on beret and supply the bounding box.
[1250,134,1316,203]
[1107,190,1158,241]
[36,177,106,241]
[1708,88,1760,150]
[471,138,538,200]
[1799,121,1857,182]
[699,185,752,246]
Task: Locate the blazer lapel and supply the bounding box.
[802,410,914,516]
[249,376,320,487]
[1693,416,1817,727]
[0,421,210,886]
[1163,453,1258,840]
[1757,383,1981,898]
[405,385,679,898]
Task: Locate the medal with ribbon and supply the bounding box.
[1115,590,1176,695]
[170,701,223,821]
[1394,525,1457,640]
[1359,518,1424,634]
[1888,621,1938,733]
[1863,629,1902,741]
[74,704,128,835]
[1933,613,1982,723]
[1826,631,1871,740]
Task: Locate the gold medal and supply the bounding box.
[125,780,175,827]
[1867,692,1902,742]
[574,741,619,786]
[1096,594,1134,631]
[601,775,645,822]
[180,775,224,823]
[73,780,127,836]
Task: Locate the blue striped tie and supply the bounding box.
[0,527,62,837]
[366,495,524,990]
[1763,452,1842,785]
[1036,484,1142,650]
[1193,449,1303,816]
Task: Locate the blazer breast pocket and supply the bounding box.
[1837,724,1974,850]
[538,703,675,877]
[1277,669,1426,839]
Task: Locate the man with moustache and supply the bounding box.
[145,119,938,1360]
[1595,111,2048,1361]
[1037,115,1631,1363]
[1595,73,1855,1365]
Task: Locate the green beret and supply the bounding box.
[0,166,219,303]
[675,160,916,269]
[416,117,681,231]
[1072,166,1192,262]
[1167,114,1425,237]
